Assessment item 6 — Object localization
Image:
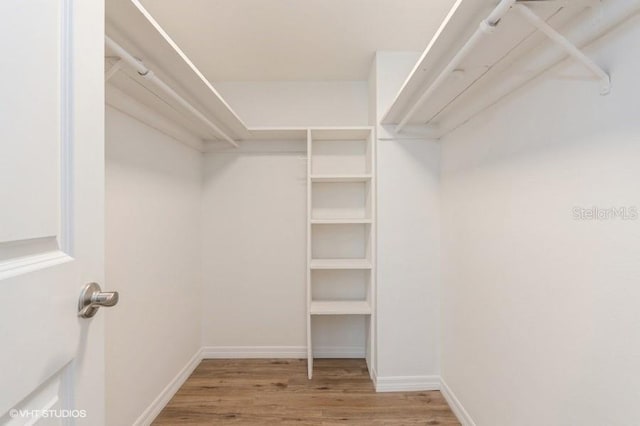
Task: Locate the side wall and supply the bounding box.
[440,19,640,425]
[371,52,442,385]
[105,106,203,426]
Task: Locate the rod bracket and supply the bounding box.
[479,19,497,35]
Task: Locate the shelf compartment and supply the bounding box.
[311,181,372,220]
[310,301,371,315]
[311,269,368,301]
[310,129,373,176]
[311,223,371,260]
[309,259,372,270]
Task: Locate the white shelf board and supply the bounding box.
[309,259,372,270]
[310,175,372,183]
[309,301,371,315]
[106,1,317,145]
[311,219,372,224]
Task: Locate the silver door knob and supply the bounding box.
[78,282,119,318]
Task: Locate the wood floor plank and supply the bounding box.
[153,359,460,425]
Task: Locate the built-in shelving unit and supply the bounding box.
[382,0,639,138]
[306,127,375,380]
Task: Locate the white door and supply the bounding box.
[0,1,106,425]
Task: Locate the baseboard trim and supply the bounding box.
[440,378,476,426]
[201,346,365,359]
[132,348,202,426]
[375,375,440,392]
[369,365,378,385]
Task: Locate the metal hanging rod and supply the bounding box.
[105,36,238,148]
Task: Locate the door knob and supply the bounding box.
[78,282,119,318]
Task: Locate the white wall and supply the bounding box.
[201,146,366,354]
[440,19,640,426]
[215,81,369,127]
[371,52,442,380]
[105,106,203,426]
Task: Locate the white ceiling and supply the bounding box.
[138,0,456,81]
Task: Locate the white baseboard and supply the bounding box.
[440,378,476,426]
[375,375,441,392]
[369,365,377,384]
[132,348,203,426]
[202,346,306,358]
[201,345,365,359]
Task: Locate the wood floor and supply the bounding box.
[153,359,460,425]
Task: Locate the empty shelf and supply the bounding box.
[309,301,371,315]
[309,259,372,270]
[311,218,372,224]
[310,175,372,183]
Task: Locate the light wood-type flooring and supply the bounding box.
[153,358,460,425]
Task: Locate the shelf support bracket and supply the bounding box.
[514,3,611,95]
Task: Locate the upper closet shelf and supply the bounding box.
[382,0,640,139]
[105,0,307,150]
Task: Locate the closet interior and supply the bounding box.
[101,0,640,424]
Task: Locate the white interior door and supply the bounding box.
[0,1,106,425]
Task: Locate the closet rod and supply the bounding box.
[105,36,239,148]
[396,0,516,133]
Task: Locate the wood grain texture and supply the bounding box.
[153,359,460,425]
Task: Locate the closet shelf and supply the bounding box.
[106,0,310,150]
[309,259,372,270]
[311,219,372,224]
[309,301,372,315]
[382,0,638,139]
[310,175,372,183]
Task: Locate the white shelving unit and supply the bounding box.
[306,127,376,380]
